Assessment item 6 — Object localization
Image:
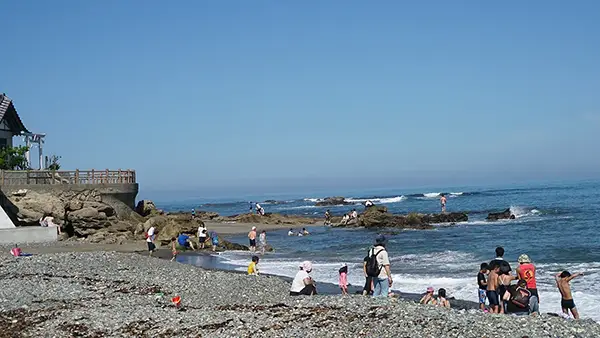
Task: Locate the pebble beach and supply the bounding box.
[1,249,599,338]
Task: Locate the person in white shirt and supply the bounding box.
[288,229,295,236]
[146,226,156,256]
[255,203,262,215]
[40,214,61,235]
[198,225,208,249]
[290,261,317,296]
[351,209,358,219]
[365,200,374,207]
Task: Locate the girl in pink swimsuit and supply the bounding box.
[339,264,348,295]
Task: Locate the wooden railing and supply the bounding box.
[0,169,136,185]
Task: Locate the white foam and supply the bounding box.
[303,198,323,202]
[345,196,407,204]
[423,192,441,198]
[450,192,464,196]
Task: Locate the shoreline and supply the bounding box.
[2,248,599,338]
[202,220,324,235]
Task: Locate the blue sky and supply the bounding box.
[2,1,599,199]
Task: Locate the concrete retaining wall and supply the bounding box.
[0,226,58,244]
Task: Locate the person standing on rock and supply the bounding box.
[324,210,332,225]
[248,226,257,252]
[146,226,156,256]
[440,194,447,213]
[366,234,392,297]
[191,208,196,219]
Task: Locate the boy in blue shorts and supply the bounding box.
[477,263,489,311]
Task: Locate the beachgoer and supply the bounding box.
[339,263,348,295]
[503,279,531,316]
[365,200,374,208]
[177,233,196,250]
[440,194,447,213]
[248,256,260,276]
[499,269,517,314]
[249,202,254,213]
[556,271,583,319]
[366,234,392,297]
[486,261,501,313]
[259,207,265,216]
[341,214,349,225]
[516,254,539,310]
[288,229,295,236]
[362,255,374,296]
[170,238,178,261]
[324,210,332,225]
[210,232,219,252]
[40,214,61,235]
[191,208,196,219]
[146,226,156,256]
[351,209,358,219]
[248,226,257,252]
[491,246,512,273]
[259,230,267,255]
[437,288,450,308]
[420,287,437,305]
[198,225,208,249]
[478,263,489,311]
[255,203,261,215]
[302,228,310,236]
[290,261,317,296]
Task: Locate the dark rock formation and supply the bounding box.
[135,200,157,217]
[486,209,516,221]
[333,206,468,229]
[315,197,353,206]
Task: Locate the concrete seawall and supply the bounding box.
[0,226,58,244]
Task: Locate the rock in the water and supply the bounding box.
[486,208,515,221]
[348,206,468,229]
[315,196,353,206]
[135,200,157,217]
[196,211,219,220]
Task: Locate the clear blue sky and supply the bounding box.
[2,1,599,199]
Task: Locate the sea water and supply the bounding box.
[163,180,600,321]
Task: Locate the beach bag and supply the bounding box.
[510,288,531,308]
[144,232,149,239]
[10,247,21,257]
[366,248,384,277]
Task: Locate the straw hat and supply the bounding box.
[518,254,531,263]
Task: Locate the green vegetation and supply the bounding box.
[0,146,30,170]
[47,155,61,170]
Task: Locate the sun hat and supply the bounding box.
[375,234,387,244]
[518,254,531,263]
[301,261,313,271]
[251,226,257,230]
[426,286,434,293]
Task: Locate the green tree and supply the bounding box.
[47,155,61,170]
[0,146,30,170]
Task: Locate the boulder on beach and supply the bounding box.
[486,208,516,221]
[315,196,353,206]
[135,200,157,217]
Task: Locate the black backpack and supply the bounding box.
[510,287,531,309]
[365,248,384,277]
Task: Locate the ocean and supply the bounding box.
[161,180,600,320]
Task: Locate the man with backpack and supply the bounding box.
[365,234,392,297]
[503,279,531,316]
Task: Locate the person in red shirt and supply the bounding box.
[516,254,539,314]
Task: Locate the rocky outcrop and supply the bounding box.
[210,212,318,225]
[315,197,353,206]
[135,200,158,217]
[486,209,516,221]
[333,206,468,229]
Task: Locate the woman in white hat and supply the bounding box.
[290,261,317,296]
[516,254,539,314]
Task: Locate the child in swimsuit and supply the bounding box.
[420,287,437,305]
[556,271,583,319]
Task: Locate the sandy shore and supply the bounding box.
[2,244,600,337]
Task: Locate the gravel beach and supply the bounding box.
[1,250,599,338]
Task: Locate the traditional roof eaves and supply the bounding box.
[0,93,30,134]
